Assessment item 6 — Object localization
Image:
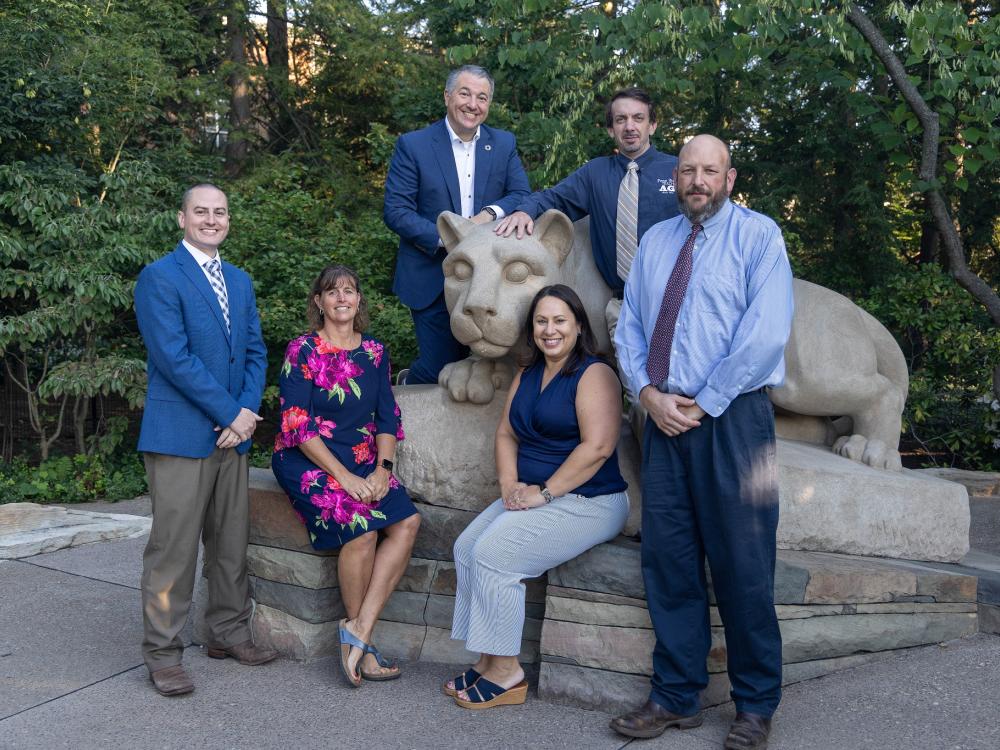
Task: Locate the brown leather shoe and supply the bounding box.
[206,639,278,666]
[609,699,703,739]
[724,712,772,749]
[149,665,194,696]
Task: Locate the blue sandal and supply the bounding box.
[454,677,528,710]
[337,619,365,688]
[359,642,401,682]
[443,667,481,697]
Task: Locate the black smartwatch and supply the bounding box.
[380,458,394,471]
[483,206,498,220]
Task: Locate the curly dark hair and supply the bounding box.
[306,264,369,333]
[517,284,605,375]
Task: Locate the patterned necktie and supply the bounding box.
[615,160,640,282]
[646,223,703,386]
[204,257,230,332]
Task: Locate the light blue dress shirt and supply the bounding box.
[615,199,794,417]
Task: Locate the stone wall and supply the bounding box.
[538,538,979,714]
[194,469,544,664]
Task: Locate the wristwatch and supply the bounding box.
[539,481,554,504]
[380,458,394,471]
[483,206,498,220]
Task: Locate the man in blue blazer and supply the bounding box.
[134,184,275,696]
[384,65,531,384]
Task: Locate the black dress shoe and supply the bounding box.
[724,712,772,749]
[609,699,703,739]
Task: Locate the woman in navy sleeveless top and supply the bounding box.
[446,284,629,709]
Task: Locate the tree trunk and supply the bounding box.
[918,219,939,264]
[846,4,1000,399]
[266,0,293,149]
[225,2,251,178]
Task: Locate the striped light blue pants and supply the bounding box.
[451,491,629,656]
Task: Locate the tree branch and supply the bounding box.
[845,3,1000,334]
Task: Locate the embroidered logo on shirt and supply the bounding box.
[658,178,676,194]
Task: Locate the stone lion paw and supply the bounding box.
[832,434,902,472]
[439,357,513,404]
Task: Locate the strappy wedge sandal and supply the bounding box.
[454,677,528,710]
[443,667,482,697]
[359,642,401,682]
[337,618,364,688]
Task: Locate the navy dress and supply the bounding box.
[508,355,627,496]
[271,333,418,550]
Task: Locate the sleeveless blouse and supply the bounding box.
[508,356,627,498]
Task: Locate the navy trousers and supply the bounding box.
[407,292,469,385]
[641,389,782,718]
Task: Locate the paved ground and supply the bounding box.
[970,495,1000,556]
[1,500,999,750]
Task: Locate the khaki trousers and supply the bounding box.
[141,449,253,672]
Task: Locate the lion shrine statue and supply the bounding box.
[435,209,909,472]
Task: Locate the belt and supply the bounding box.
[610,289,624,300]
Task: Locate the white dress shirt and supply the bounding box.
[182,240,229,297]
[444,118,504,220]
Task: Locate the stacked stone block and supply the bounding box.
[231,468,544,663]
[538,538,979,714]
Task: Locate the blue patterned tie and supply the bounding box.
[204,257,230,332]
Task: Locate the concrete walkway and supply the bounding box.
[1,499,999,750]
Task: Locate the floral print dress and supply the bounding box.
[271,332,418,550]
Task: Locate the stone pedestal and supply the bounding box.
[538,538,978,714]
[394,387,970,562]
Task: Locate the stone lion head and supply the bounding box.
[437,210,578,359]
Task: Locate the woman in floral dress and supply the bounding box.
[272,264,420,687]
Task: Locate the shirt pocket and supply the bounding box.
[692,270,744,318]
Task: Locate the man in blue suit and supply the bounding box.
[134,184,276,697]
[384,64,531,384]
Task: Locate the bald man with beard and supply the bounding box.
[611,135,794,749]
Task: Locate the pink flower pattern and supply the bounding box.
[363,339,384,367]
[274,333,408,539]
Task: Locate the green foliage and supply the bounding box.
[861,264,1000,468]
[1,0,996,470]
[0,452,147,504]
[222,156,417,377]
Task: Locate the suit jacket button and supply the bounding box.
[230,357,235,363]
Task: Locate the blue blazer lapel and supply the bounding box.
[474,127,494,212]
[431,120,461,214]
[173,244,232,345]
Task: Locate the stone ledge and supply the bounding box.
[548,544,977,605]
[0,503,151,560]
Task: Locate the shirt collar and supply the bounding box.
[182,239,222,268]
[680,198,733,239]
[616,145,660,169]
[445,117,480,146]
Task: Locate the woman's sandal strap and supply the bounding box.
[364,642,397,669]
[466,677,507,703]
[455,668,480,691]
[337,623,368,652]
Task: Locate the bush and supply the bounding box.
[222,158,418,379]
[860,264,1000,470]
[0,452,147,504]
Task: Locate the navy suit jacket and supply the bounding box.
[134,243,267,458]
[383,119,531,310]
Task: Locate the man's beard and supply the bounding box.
[678,189,727,224]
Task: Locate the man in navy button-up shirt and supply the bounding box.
[495,87,679,299]
[611,135,793,749]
